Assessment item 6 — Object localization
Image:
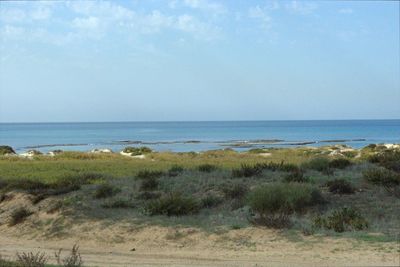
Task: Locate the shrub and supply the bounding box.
[144,193,200,216]
[260,161,299,172]
[201,194,223,208]
[168,165,184,177]
[314,207,368,233]
[2,179,49,194]
[329,158,352,169]
[363,167,400,187]
[221,182,249,199]
[136,170,163,179]
[123,146,152,155]
[55,244,83,267]
[232,164,262,177]
[16,252,48,267]
[197,164,217,173]
[247,183,323,228]
[101,199,134,208]
[9,207,33,226]
[139,177,159,191]
[136,191,161,200]
[283,170,309,183]
[93,183,120,199]
[369,150,400,172]
[302,157,331,174]
[326,179,355,194]
[0,145,15,155]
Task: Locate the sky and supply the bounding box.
[0,0,399,122]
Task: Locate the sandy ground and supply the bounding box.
[0,193,399,267]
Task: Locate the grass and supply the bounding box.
[0,146,399,242]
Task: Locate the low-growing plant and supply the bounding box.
[16,251,48,267]
[136,191,162,200]
[247,183,323,228]
[369,150,400,172]
[326,179,355,194]
[363,167,400,186]
[9,207,33,226]
[123,146,152,155]
[144,192,200,216]
[0,145,15,155]
[232,164,262,177]
[283,170,309,183]
[197,164,217,173]
[329,158,352,169]
[221,182,249,199]
[201,194,224,208]
[55,244,83,267]
[101,199,134,208]
[94,183,120,199]
[302,157,332,174]
[136,170,163,179]
[314,207,368,233]
[139,177,159,191]
[168,165,184,177]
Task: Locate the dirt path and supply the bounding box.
[1,230,398,267]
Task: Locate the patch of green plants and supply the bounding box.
[136,170,163,179]
[123,146,152,155]
[144,192,200,216]
[232,164,262,177]
[314,207,368,233]
[302,157,332,174]
[363,167,400,186]
[326,178,355,194]
[328,158,352,169]
[9,207,33,226]
[101,198,134,208]
[201,193,224,208]
[197,164,217,173]
[139,176,159,191]
[16,251,48,267]
[247,183,323,228]
[136,191,162,200]
[93,183,120,199]
[283,170,309,183]
[168,165,184,177]
[0,145,15,155]
[221,182,249,199]
[369,150,400,172]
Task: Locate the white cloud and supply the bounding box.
[176,14,220,40]
[285,1,317,15]
[72,16,100,30]
[182,0,226,14]
[0,8,27,23]
[248,6,272,30]
[338,8,353,14]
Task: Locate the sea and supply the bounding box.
[1,120,399,153]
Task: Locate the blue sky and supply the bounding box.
[0,0,399,122]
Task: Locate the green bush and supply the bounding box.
[144,193,200,216]
[329,158,352,169]
[302,157,331,174]
[363,167,400,186]
[123,146,152,155]
[9,207,33,226]
[369,150,400,172]
[221,182,249,199]
[101,199,134,208]
[314,207,368,233]
[259,161,299,172]
[0,145,15,155]
[247,183,323,228]
[139,177,159,191]
[168,165,184,177]
[136,191,162,200]
[94,183,120,199]
[197,164,217,173]
[232,164,262,177]
[326,179,355,194]
[201,194,224,208]
[136,170,163,179]
[283,170,309,183]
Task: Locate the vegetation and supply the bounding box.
[328,158,352,169]
[314,207,368,233]
[283,170,309,183]
[93,183,120,199]
[363,167,400,186]
[136,170,163,180]
[16,252,48,267]
[123,146,152,155]
[247,183,323,228]
[55,244,83,267]
[139,176,159,191]
[326,179,355,194]
[0,145,15,155]
[145,193,200,216]
[168,165,184,177]
[197,164,217,173]
[9,207,33,226]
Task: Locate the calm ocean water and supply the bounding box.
[1,120,399,153]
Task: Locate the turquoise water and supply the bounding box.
[1,120,399,153]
